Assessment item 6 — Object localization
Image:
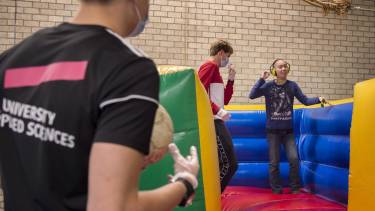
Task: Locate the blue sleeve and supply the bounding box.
[294,82,320,105]
[249,78,266,99]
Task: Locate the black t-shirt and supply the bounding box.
[0,23,159,211]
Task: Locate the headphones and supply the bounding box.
[269,59,291,76]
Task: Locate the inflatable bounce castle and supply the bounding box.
[140,66,375,211]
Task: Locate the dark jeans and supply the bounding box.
[266,131,300,191]
[214,119,238,192]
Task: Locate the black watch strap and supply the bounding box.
[176,177,195,207]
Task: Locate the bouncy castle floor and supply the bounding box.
[222,186,347,211]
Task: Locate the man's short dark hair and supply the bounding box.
[209,40,233,56]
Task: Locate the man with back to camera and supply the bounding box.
[0,0,199,210]
[249,59,326,194]
[198,39,238,192]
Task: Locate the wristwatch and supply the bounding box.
[176,177,195,207]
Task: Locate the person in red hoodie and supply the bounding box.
[198,39,238,192]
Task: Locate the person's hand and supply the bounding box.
[319,96,326,103]
[144,146,168,166]
[319,96,332,107]
[228,64,236,81]
[217,108,231,121]
[262,71,270,80]
[168,143,199,189]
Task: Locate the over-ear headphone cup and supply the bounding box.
[271,68,277,76]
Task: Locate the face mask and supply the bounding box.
[128,3,149,37]
[220,55,229,67]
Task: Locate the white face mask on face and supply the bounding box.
[220,55,229,67]
[128,2,149,37]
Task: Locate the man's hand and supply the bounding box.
[228,64,236,81]
[144,147,168,167]
[168,143,199,189]
[262,71,270,80]
[217,108,231,121]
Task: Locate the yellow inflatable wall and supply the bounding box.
[348,78,375,210]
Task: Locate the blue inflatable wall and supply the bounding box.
[226,103,352,204]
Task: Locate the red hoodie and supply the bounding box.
[198,60,234,119]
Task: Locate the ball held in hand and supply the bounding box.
[150,104,174,152]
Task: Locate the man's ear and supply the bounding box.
[218,49,224,56]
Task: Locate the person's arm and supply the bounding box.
[224,64,235,105]
[140,144,199,210]
[138,182,188,211]
[89,59,199,211]
[88,143,197,211]
[224,80,233,105]
[87,143,145,211]
[249,71,269,99]
[249,78,266,100]
[294,82,321,106]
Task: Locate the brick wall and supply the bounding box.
[136,0,375,103]
[0,0,78,52]
[0,0,374,208]
[1,0,375,104]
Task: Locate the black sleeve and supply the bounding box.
[94,58,159,155]
[0,49,10,69]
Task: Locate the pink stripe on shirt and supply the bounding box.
[4,61,88,88]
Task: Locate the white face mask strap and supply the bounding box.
[133,1,142,22]
[221,52,226,61]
